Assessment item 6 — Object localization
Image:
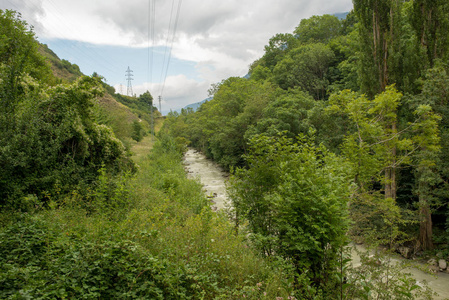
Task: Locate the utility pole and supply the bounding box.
[125,66,133,96]
[119,84,123,94]
[151,97,154,138]
[158,95,162,114]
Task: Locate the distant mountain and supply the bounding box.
[182,97,213,112]
[333,12,349,20]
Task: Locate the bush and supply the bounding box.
[230,132,351,292]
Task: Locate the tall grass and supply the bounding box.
[0,134,295,299]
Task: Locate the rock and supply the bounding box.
[428,265,439,273]
[439,259,447,270]
[398,246,412,259]
[427,258,437,266]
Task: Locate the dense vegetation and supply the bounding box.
[1,2,448,299]
[161,1,449,298]
[0,9,295,299]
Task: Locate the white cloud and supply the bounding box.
[3,0,353,108]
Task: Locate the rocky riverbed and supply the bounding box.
[184,147,449,299]
[183,148,229,211]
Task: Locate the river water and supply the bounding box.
[183,148,230,211]
[183,148,449,299]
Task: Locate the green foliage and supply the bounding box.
[328,86,443,249]
[411,0,449,67]
[229,133,351,291]
[162,77,278,170]
[0,10,135,209]
[273,43,335,99]
[0,76,132,208]
[0,134,295,299]
[131,120,144,142]
[294,14,343,44]
[0,9,53,129]
[343,247,435,300]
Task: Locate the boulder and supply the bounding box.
[439,259,447,271]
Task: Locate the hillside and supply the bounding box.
[38,43,83,82]
[38,41,156,146]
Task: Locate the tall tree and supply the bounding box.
[411,0,449,68]
[273,43,335,99]
[353,0,403,96]
[294,14,343,44]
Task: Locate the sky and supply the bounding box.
[1,0,353,114]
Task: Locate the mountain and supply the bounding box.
[333,12,349,20]
[170,97,212,114]
[184,97,212,111]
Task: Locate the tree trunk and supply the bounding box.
[385,123,397,200]
[418,200,433,250]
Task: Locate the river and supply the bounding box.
[183,148,449,299]
[183,148,229,211]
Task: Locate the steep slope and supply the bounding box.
[39,42,151,144]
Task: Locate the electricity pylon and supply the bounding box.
[125,66,133,96]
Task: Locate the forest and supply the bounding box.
[0,0,449,298]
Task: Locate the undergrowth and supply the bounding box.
[0,134,295,299]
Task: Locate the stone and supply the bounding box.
[398,246,411,259]
[428,265,439,273]
[438,259,447,270]
[427,258,437,266]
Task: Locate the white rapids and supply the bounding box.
[183,148,230,211]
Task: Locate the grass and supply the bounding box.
[129,116,165,163]
[0,133,296,299]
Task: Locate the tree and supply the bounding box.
[0,76,130,207]
[411,0,449,68]
[139,90,153,107]
[230,133,350,290]
[273,43,335,99]
[329,86,441,248]
[407,62,448,250]
[252,33,299,72]
[0,9,52,131]
[353,0,403,96]
[294,14,343,45]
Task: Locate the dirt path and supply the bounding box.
[184,148,449,299]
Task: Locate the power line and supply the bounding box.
[158,0,183,98]
[158,0,176,90]
[148,0,156,137]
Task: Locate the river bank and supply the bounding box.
[184,147,449,299]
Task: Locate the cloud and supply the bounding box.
[0,0,46,35]
[3,0,353,109]
[34,0,352,82]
